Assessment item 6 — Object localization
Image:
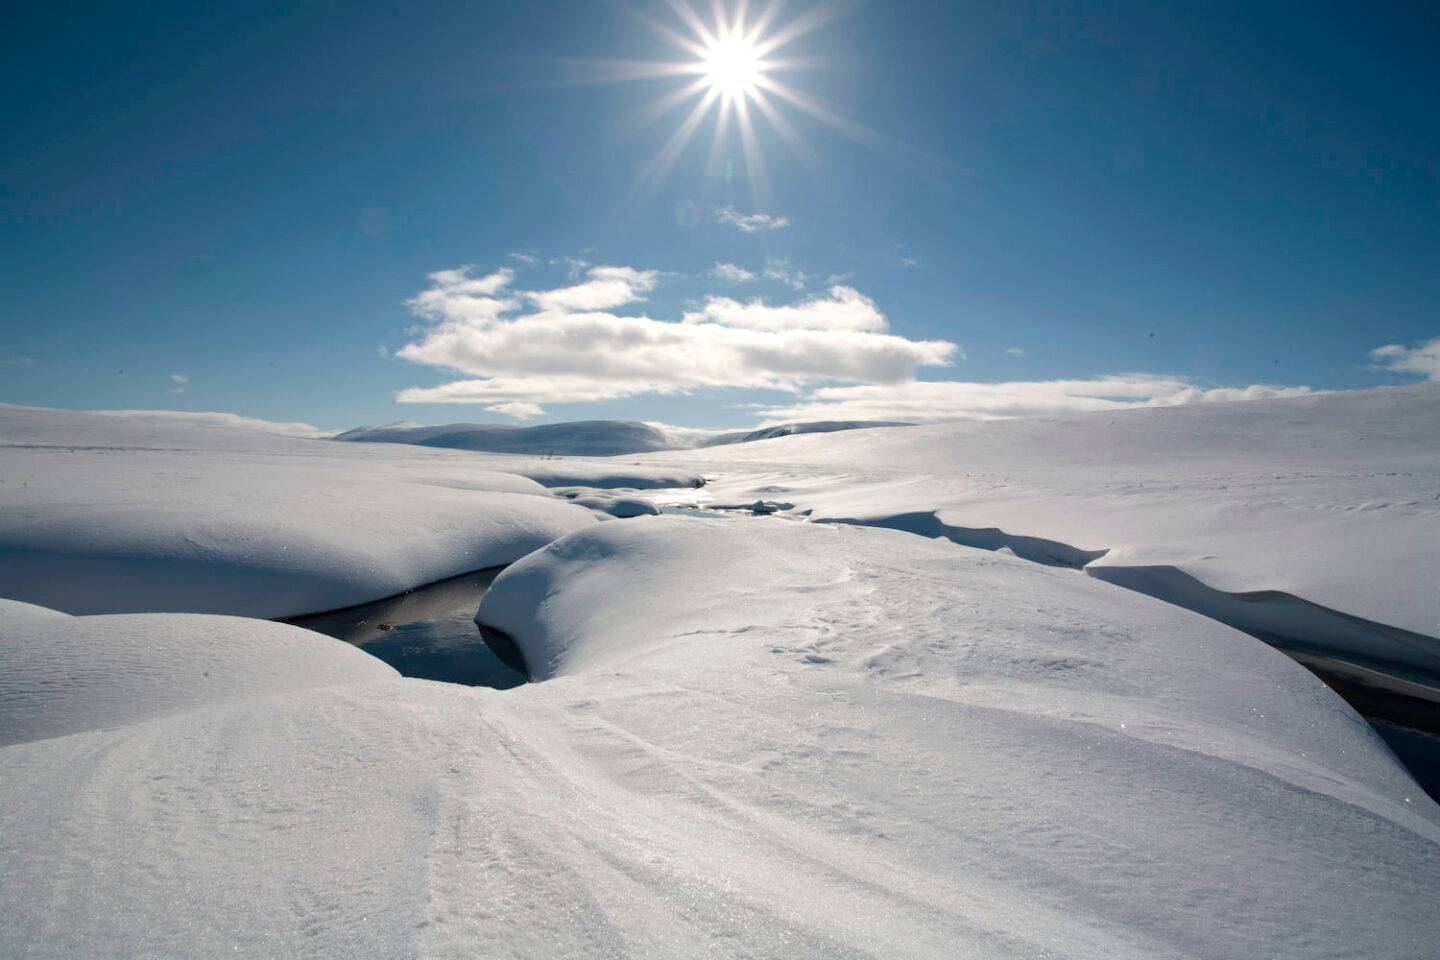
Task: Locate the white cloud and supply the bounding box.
[901,257,919,268]
[764,256,809,290]
[1005,347,1026,357]
[485,401,546,419]
[714,206,791,233]
[88,409,330,438]
[750,377,1314,425]
[395,264,958,417]
[507,251,540,266]
[525,265,658,312]
[711,262,757,283]
[407,267,517,326]
[1372,336,1440,380]
[377,344,389,359]
[170,373,188,384]
[681,286,888,333]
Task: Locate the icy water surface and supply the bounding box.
[285,568,525,689]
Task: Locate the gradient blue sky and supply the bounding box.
[3,0,1438,430]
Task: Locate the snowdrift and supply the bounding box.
[4,519,1438,956]
[0,405,601,617]
[0,598,396,746]
[335,418,684,456]
[645,384,1440,652]
[332,417,911,456]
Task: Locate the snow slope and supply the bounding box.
[700,419,913,446]
[4,520,1436,957]
[639,384,1440,672]
[332,418,911,456]
[0,598,397,746]
[334,419,685,456]
[0,405,602,617]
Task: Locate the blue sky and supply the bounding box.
[3,0,1438,430]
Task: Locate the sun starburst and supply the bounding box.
[561,1,865,213]
[701,33,766,98]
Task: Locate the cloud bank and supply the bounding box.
[1372,336,1440,381]
[394,261,1325,424]
[751,377,1315,425]
[90,409,330,438]
[396,265,958,417]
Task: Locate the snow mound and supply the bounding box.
[503,461,704,490]
[335,419,685,456]
[332,417,912,456]
[643,383,1440,639]
[4,517,1439,956]
[0,599,396,746]
[0,405,599,617]
[551,488,662,519]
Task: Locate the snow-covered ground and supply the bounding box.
[642,385,1440,683]
[3,518,1438,957]
[3,390,1440,956]
[0,404,616,618]
[332,417,912,456]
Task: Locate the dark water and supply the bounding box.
[285,568,526,689]
[1370,720,1440,801]
[1277,648,1440,801]
[659,504,731,519]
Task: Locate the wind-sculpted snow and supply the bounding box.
[505,461,705,490]
[3,519,1439,956]
[332,417,912,456]
[0,405,604,618]
[334,418,684,456]
[642,384,1440,640]
[551,487,662,519]
[0,599,396,746]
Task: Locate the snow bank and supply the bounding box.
[4,518,1439,956]
[0,405,600,617]
[335,419,684,456]
[470,518,1439,956]
[644,384,1440,641]
[552,487,662,519]
[499,460,705,490]
[0,599,396,746]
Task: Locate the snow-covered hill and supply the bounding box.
[3,518,1438,957]
[0,405,609,617]
[645,384,1440,670]
[334,419,686,457]
[332,417,913,456]
[699,419,913,446]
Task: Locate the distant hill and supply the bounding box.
[332,419,913,457]
[700,421,913,447]
[331,420,683,458]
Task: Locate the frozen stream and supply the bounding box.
[285,567,525,689]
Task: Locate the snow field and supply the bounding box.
[0,406,600,618]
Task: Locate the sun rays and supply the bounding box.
[580,1,862,212]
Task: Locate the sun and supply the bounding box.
[562,2,876,212]
[701,34,765,98]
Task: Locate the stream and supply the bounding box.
[285,567,525,689]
